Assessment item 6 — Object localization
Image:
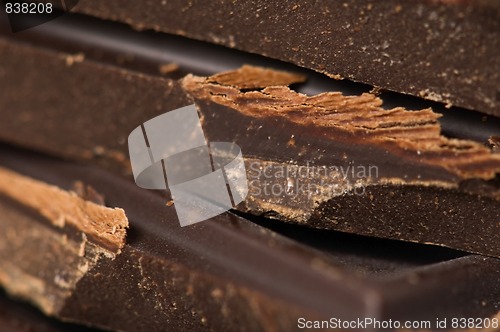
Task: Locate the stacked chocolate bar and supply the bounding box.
[0,1,499,331]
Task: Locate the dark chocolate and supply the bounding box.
[1,12,499,144]
[0,5,499,331]
[56,0,500,116]
[1,146,500,331]
[184,67,500,257]
[0,37,498,257]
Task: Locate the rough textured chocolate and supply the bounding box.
[1,146,500,331]
[0,169,128,318]
[183,67,500,257]
[0,38,498,257]
[62,0,500,116]
[0,167,128,252]
[184,67,500,182]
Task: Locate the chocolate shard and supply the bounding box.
[183,67,500,181]
[0,167,128,319]
[0,167,128,253]
[59,0,500,116]
[206,64,306,89]
[0,37,498,256]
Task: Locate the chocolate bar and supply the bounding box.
[57,0,500,116]
[0,36,498,257]
[1,145,499,331]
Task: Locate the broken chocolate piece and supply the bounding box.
[183,66,500,257]
[0,168,128,319]
[1,146,500,331]
[183,67,500,181]
[0,167,128,252]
